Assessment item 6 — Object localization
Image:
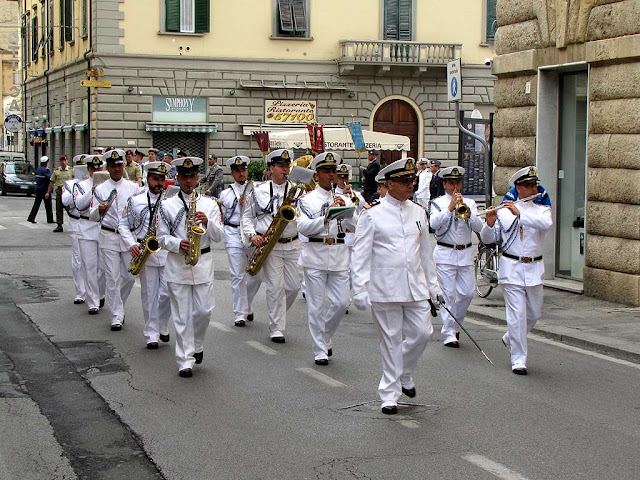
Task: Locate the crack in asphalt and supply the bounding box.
[123,371,179,406]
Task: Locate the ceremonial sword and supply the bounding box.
[438,301,494,365]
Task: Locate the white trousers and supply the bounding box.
[100,249,135,325]
[167,281,214,370]
[436,264,475,342]
[502,284,543,368]
[70,232,86,301]
[226,246,262,322]
[371,301,433,408]
[139,265,171,343]
[303,268,350,360]
[78,239,105,310]
[262,248,301,336]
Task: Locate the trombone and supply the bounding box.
[476,193,542,217]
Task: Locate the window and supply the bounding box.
[383,0,412,41]
[32,14,38,61]
[48,0,54,53]
[484,0,497,44]
[164,0,210,34]
[23,13,30,66]
[64,0,74,42]
[81,0,88,38]
[274,0,308,38]
[58,0,64,49]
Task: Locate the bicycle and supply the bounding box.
[474,234,500,298]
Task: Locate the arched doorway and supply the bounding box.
[372,98,419,165]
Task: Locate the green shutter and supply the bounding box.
[82,0,88,37]
[278,0,294,33]
[58,0,64,49]
[32,16,38,60]
[384,0,399,40]
[398,0,412,40]
[165,0,180,32]
[195,0,210,33]
[64,0,73,41]
[291,0,306,33]
[486,0,497,42]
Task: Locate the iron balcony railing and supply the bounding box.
[339,40,462,66]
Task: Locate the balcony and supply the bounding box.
[338,40,462,76]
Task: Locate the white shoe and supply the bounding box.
[501,333,510,348]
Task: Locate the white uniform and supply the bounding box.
[119,190,171,344]
[480,201,552,370]
[241,180,302,338]
[296,187,355,361]
[429,194,484,344]
[415,169,432,208]
[90,178,141,327]
[352,195,442,408]
[73,177,106,310]
[62,178,86,302]
[219,183,262,324]
[157,191,224,371]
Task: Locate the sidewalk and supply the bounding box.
[466,285,640,363]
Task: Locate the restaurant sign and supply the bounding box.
[265,100,316,125]
[152,97,207,123]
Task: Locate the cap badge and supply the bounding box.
[157,164,167,175]
[281,151,290,160]
[111,151,119,159]
[234,157,243,165]
[405,158,415,171]
[325,153,335,163]
[183,158,194,169]
[452,168,460,176]
[79,155,85,162]
[528,167,537,177]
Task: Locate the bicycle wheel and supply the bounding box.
[475,247,497,298]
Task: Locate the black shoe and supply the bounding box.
[88,307,99,315]
[315,359,329,366]
[111,323,122,331]
[74,298,85,304]
[53,226,63,232]
[381,406,398,415]
[247,313,254,322]
[27,219,36,224]
[328,348,332,357]
[345,309,349,314]
[178,368,193,378]
[99,297,105,308]
[444,341,460,348]
[302,293,306,299]
[456,331,460,340]
[146,342,159,349]
[512,368,528,376]
[47,221,56,224]
[270,336,285,344]
[402,387,416,398]
[159,333,170,342]
[235,319,246,327]
[193,351,203,364]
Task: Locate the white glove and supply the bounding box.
[353,292,371,310]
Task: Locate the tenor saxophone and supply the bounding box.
[185,192,206,266]
[128,190,164,275]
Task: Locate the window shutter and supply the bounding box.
[398,0,412,40]
[384,0,399,40]
[165,0,181,32]
[32,16,38,61]
[194,0,210,33]
[486,0,497,42]
[82,0,88,37]
[64,0,73,42]
[58,0,64,49]
[291,0,306,33]
[278,0,294,33]
[49,0,55,51]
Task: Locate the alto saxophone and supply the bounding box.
[185,192,206,266]
[128,190,164,275]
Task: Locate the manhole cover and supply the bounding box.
[57,341,128,376]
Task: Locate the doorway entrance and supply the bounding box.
[372,98,419,165]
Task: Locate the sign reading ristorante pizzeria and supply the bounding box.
[152,97,207,123]
[265,100,316,124]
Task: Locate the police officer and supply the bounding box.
[351,158,443,415]
[359,149,381,203]
[27,156,54,224]
[46,154,74,232]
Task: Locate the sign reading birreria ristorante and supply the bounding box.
[152,97,207,123]
[265,100,316,124]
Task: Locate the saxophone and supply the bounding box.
[246,182,304,276]
[128,191,163,275]
[185,192,206,266]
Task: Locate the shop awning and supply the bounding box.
[62,125,74,133]
[53,126,62,133]
[267,127,410,152]
[73,123,87,132]
[145,123,218,133]
[44,127,53,134]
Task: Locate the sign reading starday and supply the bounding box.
[152,97,207,123]
[4,114,22,133]
[447,58,462,102]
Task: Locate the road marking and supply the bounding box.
[211,321,234,333]
[462,454,529,480]
[296,368,346,388]
[465,318,640,370]
[398,420,420,429]
[0,224,6,230]
[245,340,278,356]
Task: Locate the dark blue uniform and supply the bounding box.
[27,164,53,223]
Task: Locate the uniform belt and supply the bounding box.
[101,225,119,234]
[502,252,542,263]
[308,237,345,245]
[68,213,80,220]
[224,221,239,228]
[80,215,90,220]
[257,232,299,244]
[437,241,472,251]
[200,247,211,255]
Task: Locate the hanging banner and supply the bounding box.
[315,125,325,154]
[306,124,316,153]
[345,121,366,152]
[252,131,271,155]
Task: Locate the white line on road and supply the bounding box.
[398,420,420,429]
[462,454,530,480]
[465,318,640,370]
[245,340,278,356]
[211,321,234,333]
[296,368,346,388]
[0,224,6,230]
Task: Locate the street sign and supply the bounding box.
[447,58,462,102]
[86,69,105,77]
[81,80,112,88]
[4,114,22,133]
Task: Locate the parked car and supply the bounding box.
[0,161,36,196]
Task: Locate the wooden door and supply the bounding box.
[373,99,418,165]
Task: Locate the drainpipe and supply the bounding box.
[82,0,93,153]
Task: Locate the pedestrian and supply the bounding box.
[156,157,224,377]
[415,158,432,208]
[481,166,552,375]
[124,150,143,186]
[351,157,443,415]
[27,156,54,224]
[429,160,445,200]
[203,153,224,198]
[359,149,381,203]
[46,154,74,232]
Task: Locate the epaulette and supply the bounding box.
[132,190,146,197]
[364,199,380,210]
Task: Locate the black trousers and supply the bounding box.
[28,191,53,223]
[55,186,64,226]
[363,189,377,204]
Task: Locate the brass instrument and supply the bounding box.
[128,189,164,275]
[246,182,304,276]
[455,195,471,220]
[343,181,359,206]
[292,154,316,192]
[476,193,542,217]
[185,192,206,266]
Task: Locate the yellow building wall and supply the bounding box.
[122,0,493,65]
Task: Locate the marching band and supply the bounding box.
[56,147,552,411]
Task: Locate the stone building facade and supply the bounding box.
[492,0,640,305]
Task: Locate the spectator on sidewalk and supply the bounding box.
[203,153,224,198]
[27,156,54,224]
[359,149,381,203]
[46,154,74,232]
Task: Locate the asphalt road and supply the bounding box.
[1,194,639,480]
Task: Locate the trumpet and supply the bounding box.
[342,180,359,205]
[455,195,470,220]
[476,193,542,217]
